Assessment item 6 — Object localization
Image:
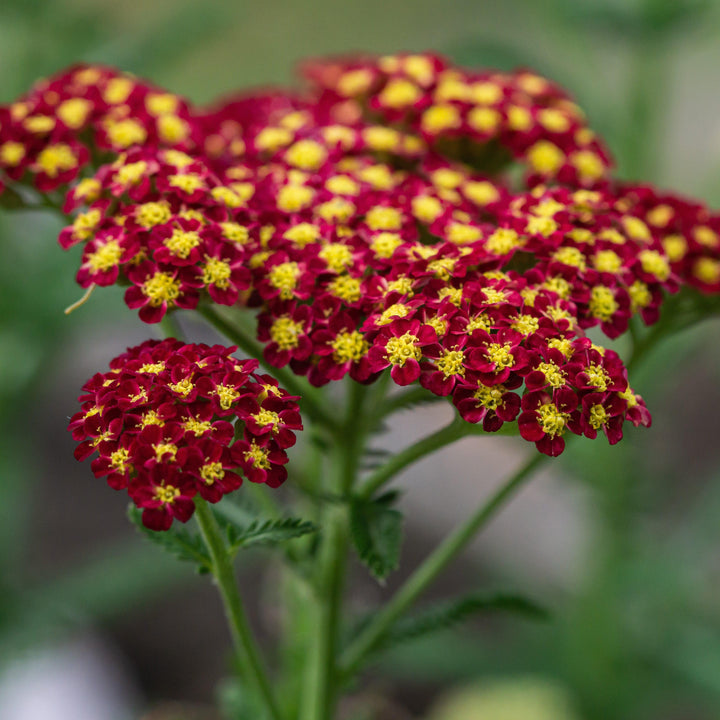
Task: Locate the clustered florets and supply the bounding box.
[68,339,301,529]
[3,52,718,476]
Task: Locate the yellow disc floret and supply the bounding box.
[589,285,618,321]
[215,384,240,410]
[37,144,77,177]
[286,139,327,170]
[269,261,301,299]
[244,441,271,469]
[486,343,514,369]
[164,229,202,259]
[142,271,181,307]
[332,331,369,364]
[136,202,171,228]
[436,349,466,379]
[588,404,608,430]
[537,403,569,437]
[385,333,421,366]
[202,257,232,288]
[270,316,303,350]
[87,239,123,273]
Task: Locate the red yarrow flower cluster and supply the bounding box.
[68,339,302,530]
[0,64,197,194]
[5,52,716,460]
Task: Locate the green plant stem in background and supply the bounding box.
[300,381,368,720]
[159,312,185,341]
[197,303,335,431]
[194,499,284,720]
[340,451,547,679]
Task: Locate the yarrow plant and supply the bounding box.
[2,51,719,718]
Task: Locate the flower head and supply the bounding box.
[69,339,302,529]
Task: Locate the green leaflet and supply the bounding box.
[350,496,404,583]
[217,514,318,556]
[357,591,548,658]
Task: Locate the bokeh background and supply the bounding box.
[1,0,720,718]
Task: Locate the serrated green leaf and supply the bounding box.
[224,517,318,555]
[359,591,548,657]
[127,505,211,573]
[350,500,403,583]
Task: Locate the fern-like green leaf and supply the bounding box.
[371,591,548,654]
[224,517,318,555]
[350,498,404,583]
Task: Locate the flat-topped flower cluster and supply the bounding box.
[69,339,301,529]
[3,51,718,495]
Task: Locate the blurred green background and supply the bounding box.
[1,0,720,718]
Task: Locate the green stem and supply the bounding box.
[197,303,335,431]
[159,312,185,340]
[300,381,367,720]
[194,499,283,720]
[359,417,471,500]
[340,452,546,679]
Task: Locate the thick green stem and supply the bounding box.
[159,312,184,341]
[340,452,546,678]
[197,303,335,431]
[300,381,367,720]
[194,500,283,720]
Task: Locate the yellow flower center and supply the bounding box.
[366,206,403,231]
[254,409,280,430]
[536,362,565,388]
[202,257,232,288]
[183,418,212,436]
[110,448,131,473]
[269,261,301,299]
[270,316,303,350]
[331,331,369,363]
[537,403,569,437]
[153,443,178,463]
[215,384,239,410]
[115,161,148,186]
[319,244,353,272]
[87,240,123,272]
[107,119,148,148]
[328,275,361,303]
[512,314,539,336]
[169,173,204,194]
[436,349,466,379]
[588,404,608,430]
[136,202,171,228]
[37,144,77,177]
[589,285,618,321]
[142,272,181,306]
[473,383,505,410]
[244,442,271,469]
[486,343,514,369]
[164,229,202,259]
[200,462,225,485]
[140,410,165,428]
[584,363,610,391]
[378,303,410,326]
[385,333,421,366]
[286,139,327,170]
[154,484,181,504]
